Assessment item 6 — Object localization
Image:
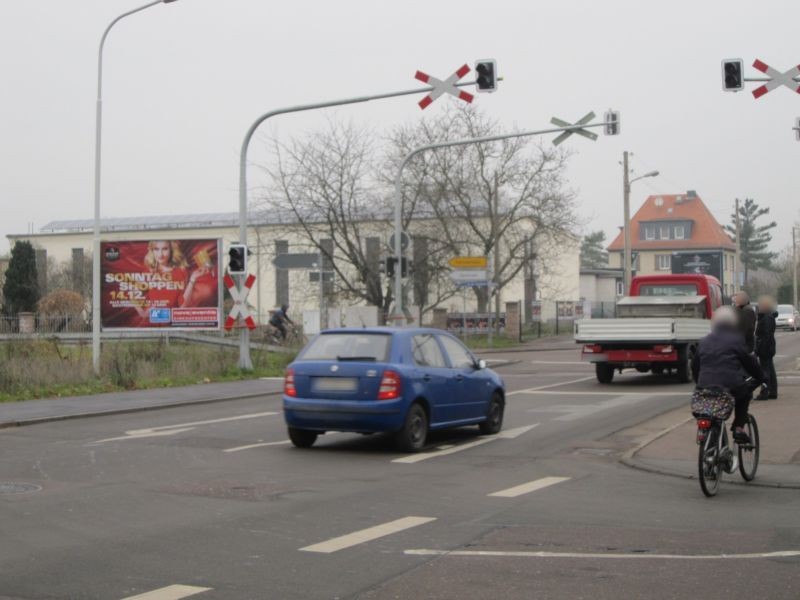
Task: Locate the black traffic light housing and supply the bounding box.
[722,59,744,92]
[384,257,410,278]
[475,59,497,93]
[604,110,621,135]
[228,243,247,275]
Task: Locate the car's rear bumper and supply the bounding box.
[283,396,405,433]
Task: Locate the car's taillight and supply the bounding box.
[654,344,674,354]
[284,368,297,397]
[377,370,401,400]
[583,344,602,353]
[696,418,712,430]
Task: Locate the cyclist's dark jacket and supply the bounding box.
[691,324,763,390]
[269,308,291,327]
[755,311,777,359]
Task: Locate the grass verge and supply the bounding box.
[0,338,294,402]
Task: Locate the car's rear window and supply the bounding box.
[777,305,793,315]
[299,333,391,362]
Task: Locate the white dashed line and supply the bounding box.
[488,476,571,498]
[300,516,437,553]
[391,425,538,464]
[404,549,800,560]
[120,584,212,600]
[507,376,595,396]
[223,440,291,453]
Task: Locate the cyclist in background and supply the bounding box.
[269,304,294,341]
[692,306,764,444]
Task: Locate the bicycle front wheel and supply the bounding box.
[698,426,722,497]
[738,414,760,482]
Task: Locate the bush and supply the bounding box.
[38,289,85,316]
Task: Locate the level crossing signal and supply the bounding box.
[604,110,621,135]
[475,59,497,92]
[228,244,248,274]
[722,59,744,91]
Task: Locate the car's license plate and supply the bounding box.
[312,377,358,392]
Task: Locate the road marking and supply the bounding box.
[120,584,212,600]
[300,516,436,553]
[530,360,587,365]
[391,425,538,464]
[224,440,291,453]
[92,411,278,444]
[404,549,800,560]
[488,476,571,498]
[259,376,285,381]
[521,390,685,397]
[507,376,595,396]
[526,394,650,421]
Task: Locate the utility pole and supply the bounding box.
[622,151,632,294]
[793,226,798,310]
[734,198,742,291]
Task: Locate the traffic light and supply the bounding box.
[384,257,410,278]
[385,257,397,278]
[228,243,247,274]
[475,59,497,93]
[795,117,800,141]
[722,59,744,92]
[604,110,621,135]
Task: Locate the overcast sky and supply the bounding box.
[2,0,799,256]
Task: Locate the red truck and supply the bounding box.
[574,274,724,383]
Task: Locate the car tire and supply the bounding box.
[479,393,504,435]
[676,347,693,383]
[395,402,428,453]
[596,363,614,384]
[288,427,318,448]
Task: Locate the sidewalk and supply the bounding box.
[0,379,284,429]
[625,383,800,489]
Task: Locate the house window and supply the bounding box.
[656,254,671,271]
[660,225,671,240]
[645,226,655,240]
[616,280,624,296]
[674,225,685,240]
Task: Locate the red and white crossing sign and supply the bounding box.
[751,59,800,99]
[223,272,257,331]
[415,64,474,109]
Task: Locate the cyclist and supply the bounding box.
[691,306,764,444]
[269,304,294,341]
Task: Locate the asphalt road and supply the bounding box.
[1,334,799,600]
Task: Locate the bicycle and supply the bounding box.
[264,323,306,347]
[694,380,761,497]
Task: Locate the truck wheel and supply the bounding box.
[675,348,693,383]
[596,363,614,384]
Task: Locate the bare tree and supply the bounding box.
[384,104,579,312]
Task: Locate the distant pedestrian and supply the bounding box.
[733,291,756,353]
[755,295,778,400]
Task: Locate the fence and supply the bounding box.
[526,300,618,336]
[0,314,91,335]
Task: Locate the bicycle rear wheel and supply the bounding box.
[738,414,760,481]
[698,426,721,497]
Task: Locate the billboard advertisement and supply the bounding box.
[101,239,222,330]
[671,252,722,281]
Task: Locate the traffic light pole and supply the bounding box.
[236,80,483,368]
[793,226,798,312]
[390,119,609,325]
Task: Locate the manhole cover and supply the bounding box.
[0,482,42,495]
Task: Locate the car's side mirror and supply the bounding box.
[476,359,487,370]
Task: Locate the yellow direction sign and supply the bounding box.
[449,256,488,269]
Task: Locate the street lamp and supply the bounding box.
[91,0,179,375]
[622,151,658,294]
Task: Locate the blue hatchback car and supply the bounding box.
[283,327,506,451]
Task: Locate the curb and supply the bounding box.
[0,390,282,429]
[618,416,800,490]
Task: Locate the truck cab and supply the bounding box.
[575,274,723,384]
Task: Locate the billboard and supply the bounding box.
[101,239,222,330]
[671,252,722,281]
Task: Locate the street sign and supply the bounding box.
[388,231,410,253]
[309,271,334,283]
[449,256,488,268]
[272,253,320,269]
[449,269,490,284]
[751,59,800,99]
[415,64,474,110]
[223,273,257,331]
[550,112,598,146]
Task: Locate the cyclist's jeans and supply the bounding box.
[731,385,751,429]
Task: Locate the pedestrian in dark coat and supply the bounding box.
[755,295,778,400]
[733,291,757,353]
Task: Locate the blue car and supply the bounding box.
[282,327,506,451]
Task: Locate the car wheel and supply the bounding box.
[288,427,318,448]
[676,348,692,383]
[479,392,504,435]
[395,403,428,452]
[596,363,614,384]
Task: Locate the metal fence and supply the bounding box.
[0,315,91,335]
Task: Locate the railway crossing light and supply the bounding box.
[604,110,621,135]
[795,117,800,141]
[228,243,247,274]
[475,59,498,93]
[722,59,744,91]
